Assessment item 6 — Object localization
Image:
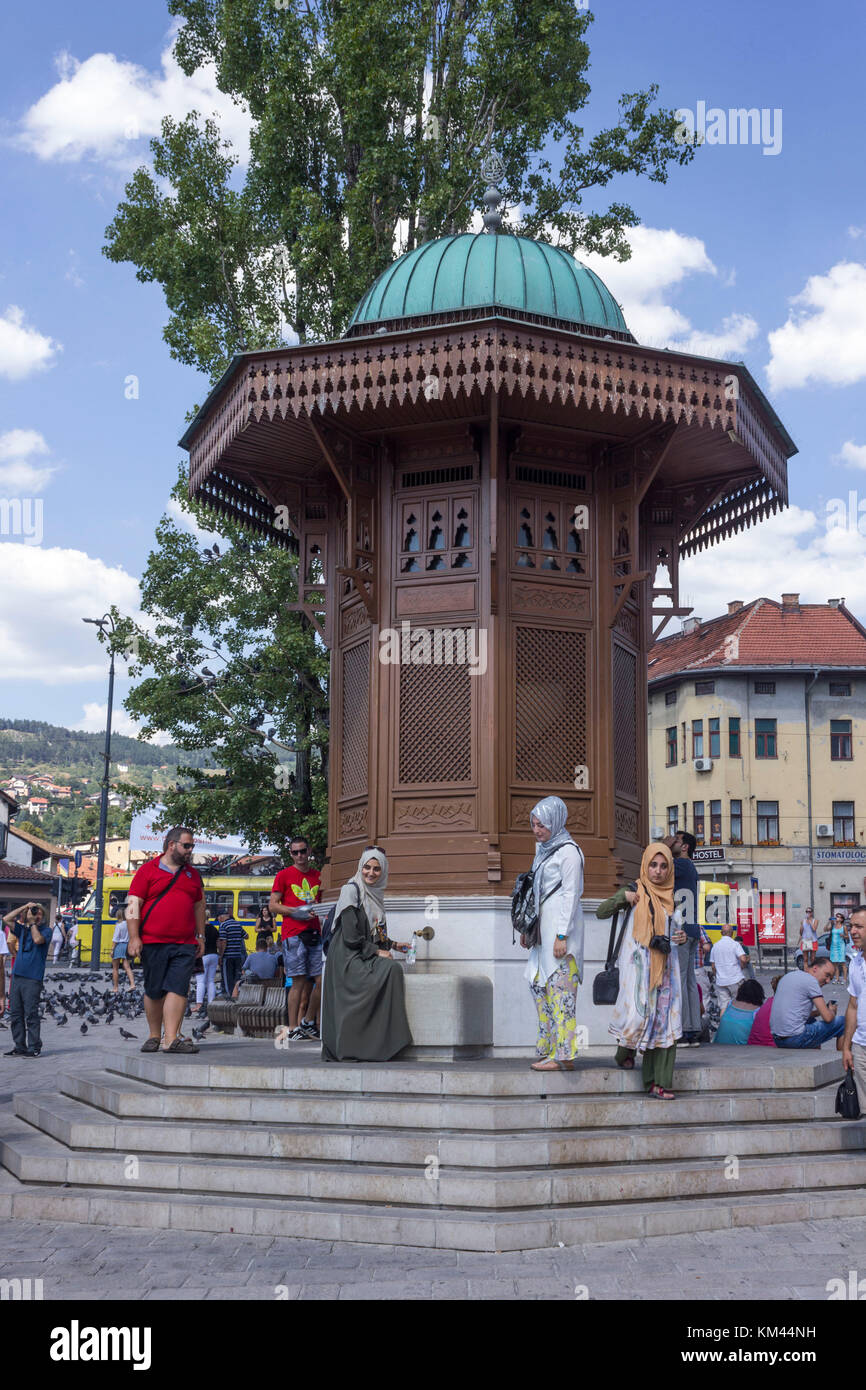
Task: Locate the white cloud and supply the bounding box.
[0,429,57,495]
[0,544,142,683]
[15,38,252,169]
[74,702,144,739]
[65,250,85,289]
[838,441,866,470]
[677,503,866,625]
[166,496,222,548]
[581,227,756,356]
[849,226,865,240]
[765,261,866,391]
[0,306,61,380]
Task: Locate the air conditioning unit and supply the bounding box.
[651,827,665,840]
[693,757,713,772]
[816,824,833,838]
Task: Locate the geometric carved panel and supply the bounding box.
[612,642,638,798]
[510,582,590,618]
[514,627,587,784]
[398,639,473,784]
[341,640,370,799]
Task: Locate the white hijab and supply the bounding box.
[335,847,388,930]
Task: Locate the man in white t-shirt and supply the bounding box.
[710,923,749,1012]
[842,908,866,1105]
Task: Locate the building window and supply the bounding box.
[833,801,855,845]
[754,681,776,695]
[693,801,705,844]
[666,726,677,767]
[728,717,741,757]
[831,719,853,760]
[667,805,679,836]
[730,799,743,845]
[694,680,715,695]
[692,720,704,759]
[664,689,677,706]
[755,718,777,758]
[708,718,720,759]
[757,801,779,843]
[829,682,851,697]
[709,800,722,844]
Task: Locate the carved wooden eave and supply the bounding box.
[182,319,795,555]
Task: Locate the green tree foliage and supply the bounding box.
[105,0,694,368]
[112,475,329,859]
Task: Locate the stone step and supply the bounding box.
[5,1108,866,1211]
[22,1089,865,1169]
[1,1114,865,1251]
[62,1068,841,1133]
[104,1047,843,1097]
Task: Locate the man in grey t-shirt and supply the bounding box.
[770,954,845,1047]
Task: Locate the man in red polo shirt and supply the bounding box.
[269,836,322,1038]
[127,826,205,1054]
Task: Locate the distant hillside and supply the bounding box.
[0,719,215,779]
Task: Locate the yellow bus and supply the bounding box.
[697,879,752,946]
[74,875,277,963]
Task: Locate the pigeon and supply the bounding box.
[119,1028,136,1040]
[80,1023,88,1034]
[85,1013,98,1025]
[191,1023,209,1041]
[56,1015,68,1026]
[106,1011,115,1025]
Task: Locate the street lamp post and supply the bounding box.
[83,614,118,969]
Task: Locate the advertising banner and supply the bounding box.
[128,806,275,858]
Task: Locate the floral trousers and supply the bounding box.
[530,956,580,1061]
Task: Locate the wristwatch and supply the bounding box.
[556,934,567,940]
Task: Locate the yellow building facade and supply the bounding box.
[647,596,866,945]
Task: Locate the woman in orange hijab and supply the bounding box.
[605,842,687,1098]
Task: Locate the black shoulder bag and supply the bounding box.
[593,906,631,1005]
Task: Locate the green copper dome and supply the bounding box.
[347,232,633,341]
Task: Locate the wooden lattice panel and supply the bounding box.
[398,640,473,784]
[341,640,370,799]
[514,627,587,784]
[612,642,638,798]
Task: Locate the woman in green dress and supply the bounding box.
[321,848,413,1062]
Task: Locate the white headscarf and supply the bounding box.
[335,847,388,930]
[530,796,577,910]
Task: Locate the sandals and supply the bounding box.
[531,1059,575,1071]
[648,1084,675,1099]
[162,1037,199,1053]
[140,1037,161,1053]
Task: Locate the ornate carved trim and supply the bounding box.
[340,603,370,641]
[510,797,591,833]
[393,799,475,831]
[614,805,639,841]
[338,805,368,839]
[510,582,590,617]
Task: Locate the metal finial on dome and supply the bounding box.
[480,150,505,234]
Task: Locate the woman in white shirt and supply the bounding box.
[111,907,135,991]
[522,796,585,1072]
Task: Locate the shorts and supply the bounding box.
[112,942,129,961]
[141,943,197,1000]
[282,934,322,979]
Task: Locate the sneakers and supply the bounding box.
[4,1048,28,1056]
[298,1020,320,1039]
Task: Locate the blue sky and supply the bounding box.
[0,0,864,737]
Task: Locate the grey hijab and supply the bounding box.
[335,848,388,931]
[530,796,577,910]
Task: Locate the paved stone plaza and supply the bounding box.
[0,966,863,1300]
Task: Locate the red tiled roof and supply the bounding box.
[648,599,866,680]
[0,860,56,883]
